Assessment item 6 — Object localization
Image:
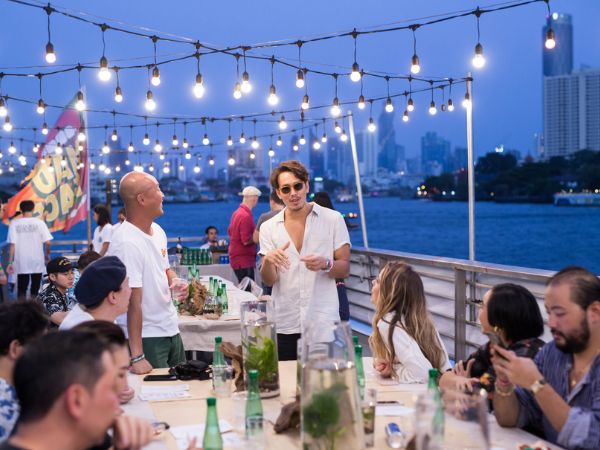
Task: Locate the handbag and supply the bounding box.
[169,360,211,381]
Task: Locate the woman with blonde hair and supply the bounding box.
[369,261,450,383]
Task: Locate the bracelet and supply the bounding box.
[130,353,146,364]
[495,381,515,396]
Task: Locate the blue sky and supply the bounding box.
[0,0,598,167]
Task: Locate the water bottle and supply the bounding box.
[245,369,264,443]
[202,397,223,450]
[354,343,365,399]
[415,369,444,450]
[219,282,228,315]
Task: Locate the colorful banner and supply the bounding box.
[2,94,88,233]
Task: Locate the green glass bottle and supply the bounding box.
[219,282,228,314]
[353,335,359,346]
[245,369,264,438]
[354,344,365,399]
[427,368,444,448]
[213,336,225,366]
[202,397,223,450]
[208,277,214,296]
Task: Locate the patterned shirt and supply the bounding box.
[0,378,19,443]
[37,283,70,324]
[515,341,600,450]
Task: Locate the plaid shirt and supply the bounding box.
[37,283,70,319]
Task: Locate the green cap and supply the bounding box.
[215,336,222,344]
[353,336,359,345]
[428,368,439,378]
[207,397,216,406]
[248,369,258,380]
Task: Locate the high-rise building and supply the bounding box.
[421,132,451,175]
[544,69,600,157]
[543,13,573,77]
[377,109,398,172]
[108,138,127,171]
[355,130,378,178]
[308,129,325,177]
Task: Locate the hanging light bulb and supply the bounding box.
[402,110,410,122]
[334,122,342,134]
[227,136,233,146]
[331,97,341,117]
[33,143,40,153]
[77,128,86,142]
[268,85,279,105]
[350,62,361,82]
[111,129,118,142]
[193,164,201,173]
[114,86,123,103]
[185,150,192,160]
[239,133,246,144]
[278,115,288,130]
[357,95,366,110]
[159,153,165,161]
[340,130,348,142]
[228,156,236,166]
[429,101,437,115]
[321,133,328,143]
[143,133,150,146]
[145,90,156,111]
[208,157,215,166]
[163,164,170,174]
[172,135,179,146]
[295,69,305,88]
[8,165,14,173]
[233,82,242,99]
[0,98,7,117]
[3,116,12,132]
[151,66,161,86]
[249,151,256,160]
[313,140,321,150]
[98,56,111,81]
[45,42,56,64]
[90,162,96,170]
[178,163,184,172]
[462,92,472,108]
[545,28,556,49]
[115,165,122,173]
[128,142,134,152]
[154,139,162,152]
[368,117,376,132]
[182,138,189,148]
[193,73,205,98]
[77,143,84,152]
[148,163,155,172]
[203,134,210,146]
[299,135,306,145]
[102,142,110,154]
[385,97,394,113]
[251,137,259,149]
[276,136,283,146]
[36,99,46,115]
[410,54,421,74]
[75,91,86,111]
[19,153,27,166]
[301,94,310,110]
[41,122,48,135]
[472,43,486,68]
[8,142,16,154]
[268,146,275,157]
[241,71,252,93]
[292,144,299,151]
[124,158,131,166]
[447,99,455,112]
[407,98,415,112]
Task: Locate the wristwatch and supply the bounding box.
[530,377,547,395]
[321,258,333,272]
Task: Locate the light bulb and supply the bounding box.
[203,134,210,145]
[268,147,275,157]
[0,98,7,117]
[193,73,205,98]
[114,86,123,103]
[462,92,472,108]
[447,99,455,111]
[268,85,279,105]
[340,131,348,142]
[99,162,106,170]
[143,133,150,145]
[357,95,366,110]
[176,164,183,172]
[115,165,121,172]
[233,82,242,99]
[295,69,305,88]
[194,165,201,173]
[75,91,86,111]
[239,133,246,144]
[185,151,191,160]
[45,42,56,64]
[8,142,16,154]
[128,142,134,152]
[163,165,170,174]
[301,94,309,110]
[241,71,252,93]
[249,151,256,160]
[472,43,486,68]
[334,122,342,134]
[321,133,327,143]
[151,66,161,86]
[279,116,288,130]
[545,28,556,49]
[429,101,437,115]
[402,111,409,122]
[385,97,394,113]
[368,118,376,132]
[145,90,156,111]
[3,116,12,132]
[313,140,321,150]
[76,128,86,142]
[154,140,162,152]
[350,62,361,82]
[98,56,111,81]
[410,54,421,74]
[228,156,235,166]
[8,165,14,173]
[208,158,215,166]
[292,144,299,151]
[33,143,40,153]
[148,164,154,172]
[36,99,45,115]
[90,162,96,170]
[172,135,179,146]
[125,159,131,166]
[111,130,118,141]
[102,142,110,154]
[42,122,48,135]
[159,153,165,160]
[251,138,259,149]
[105,167,112,175]
[182,138,189,148]
[331,97,341,117]
[227,136,233,146]
[77,143,84,152]
[407,98,415,112]
[299,135,306,145]
[276,136,283,146]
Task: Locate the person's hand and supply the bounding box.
[118,386,135,404]
[186,437,200,450]
[130,358,153,375]
[374,358,393,378]
[5,263,13,275]
[453,359,474,378]
[300,254,328,272]
[112,414,154,450]
[0,271,7,285]
[491,345,542,389]
[264,242,290,270]
[170,278,189,301]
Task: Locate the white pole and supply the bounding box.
[466,74,475,261]
[347,112,369,249]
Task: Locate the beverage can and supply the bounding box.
[385,422,406,449]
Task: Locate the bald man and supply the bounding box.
[107,172,188,374]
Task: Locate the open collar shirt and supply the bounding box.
[515,341,600,450]
[259,203,350,334]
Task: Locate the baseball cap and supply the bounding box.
[75,256,127,306]
[46,256,74,274]
[239,186,262,197]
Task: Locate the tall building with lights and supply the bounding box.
[421,132,451,176]
[543,13,573,77]
[377,108,400,172]
[308,129,325,177]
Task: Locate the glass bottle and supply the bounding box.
[202,397,223,450]
[219,282,229,314]
[354,344,365,399]
[245,369,264,439]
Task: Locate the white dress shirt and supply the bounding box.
[259,203,351,334]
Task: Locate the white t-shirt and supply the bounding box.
[59,304,95,330]
[377,312,451,383]
[7,217,53,274]
[108,221,178,338]
[93,223,113,253]
[259,203,351,334]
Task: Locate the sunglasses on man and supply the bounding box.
[279,182,305,195]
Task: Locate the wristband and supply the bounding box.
[130,353,146,364]
[321,258,333,272]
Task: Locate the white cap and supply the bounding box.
[239,186,262,197]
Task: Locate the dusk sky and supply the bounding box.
[0,0,599,166]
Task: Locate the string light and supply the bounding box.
[241,49,252,93]
[8,142,16,154]
[36,75,45,114]
[407,76,415,112]
[251,120,259,148]
[3,116,12,132]
[145,90,156,111]
[472,9,486,69]
[239,118,246,143]
[368,101,376,132]
[172,119,179,146]
[192,50,206,98]
[447,79,455,111]
[44,6,56,64]
[114,68,123,103]
[150,37,161,86]
[249,150,256,160]
[385,77,394,113]
[154,123,162,152]
[350,30,362,82]
[41,121,48,135]
[358,73,366,109]
[331,74,341,117]
[301,94,310,111]
[203,133,210,145]
[75,91,86,112]
[410,25,421,74]
[313,138,321,150]
[402,106,410,122]
[102,141,110,154]
[334,121,342,134]
[544,0,556,49]
[179,163,185,172]
[292,143,299,151]
[428,82,437,115]
[299,134,306,145]
[148,163,155,172]
[276,136,283,146]
[0,97,7,118]
[182,122,189,148]
[462,91,472,108]
[279,115,288,130]
[208,156,215,166]
[159,152,165,160]
[163,163,170,174]
[185,150,192,160]
[228,155,236,166]
[268,57,279,105]
[98,25,112,81]
[340,130,348,142]
[111,112,118,141]
[233,54,242,99]
[194,163,201,173]
[268,146,275,157]
[295,42,305,88]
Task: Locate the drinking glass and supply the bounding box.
[362,388,377,447]
[442,388,490,450]
[170,277,187,303]
[231,391,248,432]
[212,365,233,398]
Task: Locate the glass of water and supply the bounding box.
[212,365,233,398]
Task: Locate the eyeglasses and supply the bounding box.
[279,182,304,195]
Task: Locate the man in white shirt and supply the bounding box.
[59,256,131,331]
[108,171,188,374]
[259,160,351,360]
